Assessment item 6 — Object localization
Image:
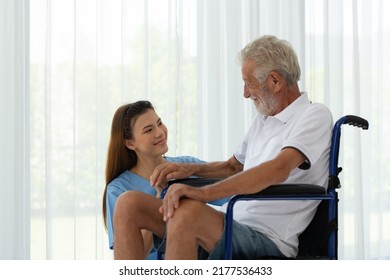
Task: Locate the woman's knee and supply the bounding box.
[117,190,144,209]
[114,191,150,221]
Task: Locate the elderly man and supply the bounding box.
[113,35,333,260]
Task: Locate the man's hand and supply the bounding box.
[150,162,195,189]
[159,183,206,221]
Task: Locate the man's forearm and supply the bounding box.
[191,160,241,179]
[201,148,305,202]
[150,156,243,187]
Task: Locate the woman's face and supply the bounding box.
[125,109,168,157]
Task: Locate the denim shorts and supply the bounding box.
[153,215,285,260]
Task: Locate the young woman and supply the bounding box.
[103,100,204,259]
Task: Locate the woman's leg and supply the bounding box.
[113,191,165,259]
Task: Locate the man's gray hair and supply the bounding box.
[238,35,301,86]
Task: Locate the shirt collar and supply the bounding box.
[268,92,310,124]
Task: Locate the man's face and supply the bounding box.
[241,60,277,116]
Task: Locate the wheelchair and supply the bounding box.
[160,115,369,260]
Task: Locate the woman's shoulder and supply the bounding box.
[165,155,205,164]
[107,170,153,194]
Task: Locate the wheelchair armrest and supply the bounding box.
[162,179,325,198]
[242,184,326,197]
[161,178,222,198]
[227,184,327,206]
[166,177,222,187]
[166,179,325,194]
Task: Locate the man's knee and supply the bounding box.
[167,199,204,232]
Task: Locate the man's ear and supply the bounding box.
[124,139,135,150]
[268,71,284,92]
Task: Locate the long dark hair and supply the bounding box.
[103,100,154,230]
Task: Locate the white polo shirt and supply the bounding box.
[221,92,333,258]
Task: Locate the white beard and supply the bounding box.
[254,86,277,116]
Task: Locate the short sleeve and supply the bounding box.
[106,183,123,249]
[234,115,261,165]
[282,104,333,169]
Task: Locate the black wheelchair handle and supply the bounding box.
[343,115,369,130]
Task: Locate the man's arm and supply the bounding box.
[150,156,243,188]
[202,147,305,199]
[161,147,305,221]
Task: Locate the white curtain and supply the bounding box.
[0,0,30,259]
[0,0,385,259]
[304,0,390,259]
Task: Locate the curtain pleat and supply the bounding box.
[0,0,30,260]
[44,0,52,260]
